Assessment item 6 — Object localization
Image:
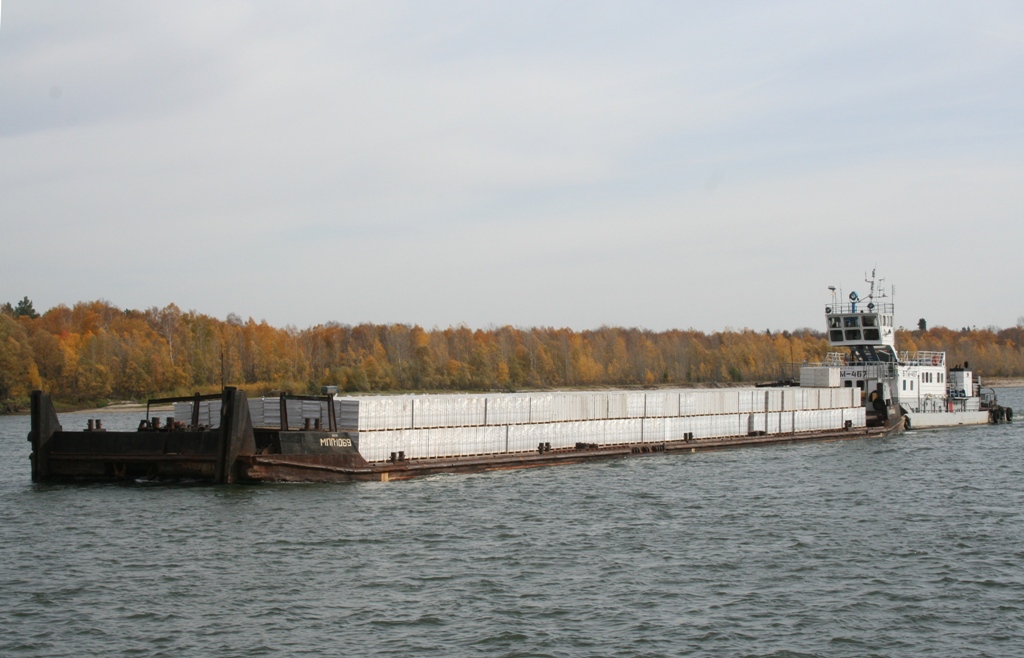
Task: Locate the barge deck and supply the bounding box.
[28,387,901,484]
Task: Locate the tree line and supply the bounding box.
[2,299,1023,411]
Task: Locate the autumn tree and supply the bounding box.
[3,297,1024,412]
[0,315,41,408]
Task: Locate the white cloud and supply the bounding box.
[2,1,1023,331]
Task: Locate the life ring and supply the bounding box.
[932,355,940,366]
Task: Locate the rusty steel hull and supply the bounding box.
[28,388,903,485]
[238,423,904,483]
[28,389,255,484]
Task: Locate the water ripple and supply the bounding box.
[1,388,1022,656]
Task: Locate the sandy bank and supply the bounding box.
[66,402,173,415]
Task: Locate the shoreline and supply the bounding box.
[64,402,174,415]
[979,377,1024,388]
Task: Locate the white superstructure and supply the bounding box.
[801,270,1002,429]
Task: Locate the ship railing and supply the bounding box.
[147,392,225,430]
[825,302,894,315]
[918,394,948,413]
[795,353,848,367]
[800,359,899,379]
[824,352,847,366]
[899,351,945,367]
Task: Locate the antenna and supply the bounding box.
[865,268,878,302]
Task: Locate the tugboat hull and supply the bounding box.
[903,410,990,429]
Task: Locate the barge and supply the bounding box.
[29,385,897,483]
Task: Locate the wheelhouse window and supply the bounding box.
[830,330,844,341]
[829,317,842,328]
[845,329,861,340]
[862,315,877,327]
[843,316,859,327]
[864,328,880,340]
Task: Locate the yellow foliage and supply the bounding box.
[4,298,1023,409]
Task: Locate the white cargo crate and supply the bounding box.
[247,399,264,426]
[721,391,740,414]
[621,392,643,418]
[358,430,390,463]
[173,399,222,427]
[526,395,552,424]
[800,366,841,388]
[843,406,866,427]
[738,390,758,413]
[485,395,531,425]
[336,397,414,431]
[505,423,530,453]
[663,416,690,441]
[411,395,487,429]
[173,402,192,425]
[606,393,629,419]
[703,414,737,439]
[601,418,640,445]
[643,392,675,418]
[642,417,665,443]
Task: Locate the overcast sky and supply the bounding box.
[2,2,1022,333]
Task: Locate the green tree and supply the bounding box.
[14,297,39,319]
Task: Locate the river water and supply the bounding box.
[1,389,1022,657]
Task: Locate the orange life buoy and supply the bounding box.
[932,355,940,366]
